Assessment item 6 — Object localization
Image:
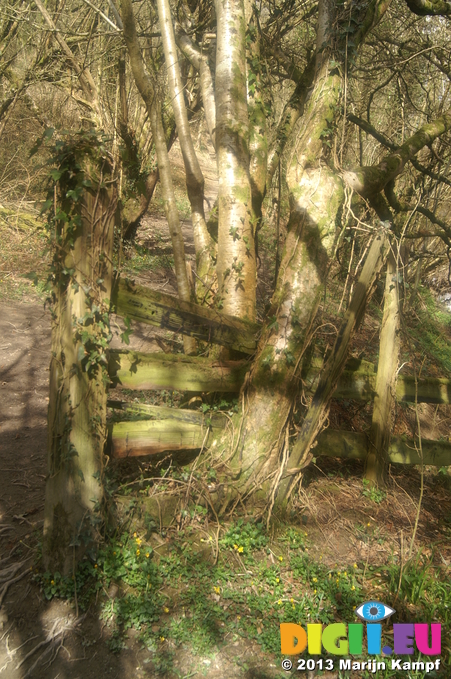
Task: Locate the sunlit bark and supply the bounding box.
[157,0,215,298]
[44,158,117,574]
[365,252,401,486]
[215,0,256,321]
[176,29,217,151]
[120,0,195,353]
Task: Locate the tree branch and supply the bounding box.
[343,109,451,197]
[404,0,451,15]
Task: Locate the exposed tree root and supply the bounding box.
[0,558,32,607]
[15,615,86,677]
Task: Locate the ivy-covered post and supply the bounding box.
[43,131,118,574]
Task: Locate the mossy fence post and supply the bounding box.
[43,133,117,574]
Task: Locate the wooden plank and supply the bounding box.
[109,403,451,465]
[111,278,260,354]
[108,349,451,405]
[315,429,451,466]
[108,350,248,392]
[109,402,226,458]
[396,376,451,404]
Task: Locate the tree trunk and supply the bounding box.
[245,0,267,235]
[120,0,195,354]
[157,0,216,299]
[215,0,256,321]
[365,251,401,485]
[44,146,117,574]
[175,29,217,151]
[277,229,390,504]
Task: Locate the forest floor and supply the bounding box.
[1,141,451,679]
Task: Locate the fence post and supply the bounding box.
[365,250,402,486]
[43,134,117,574]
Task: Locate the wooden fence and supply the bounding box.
[108,278,451,469]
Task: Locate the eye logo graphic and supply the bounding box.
[355,600,396,623]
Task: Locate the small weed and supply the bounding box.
[362,479,387,504]
[221,519,269,554]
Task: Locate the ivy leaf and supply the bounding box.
[120,315,133,345]
[40,199,53,214]
[23,271,39,286]
[50,169,63,181]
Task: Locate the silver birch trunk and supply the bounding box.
[120,0,195,353]
[215,0,256,321]
[157,0,215,298]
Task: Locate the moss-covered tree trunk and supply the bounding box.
[209,0,344,507]
[44,140,117,574]
[208,0,397,509]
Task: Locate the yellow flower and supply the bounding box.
[214,586,220,594]
[94,564,98,569]
[136,538,142,546]
[344,572,347,577]
[146,552,150,558]
[276,578,280,583]
[314,589,317,594]
[133,532,137,537]
[136,549,140,555]
[164,607,169,613]
[351,585,355,591]
[337,571,341,575]
[292,604,295,609]
[51,580,55,585]
[336,579,339,584]
[238,546,244,553]
[278,599,282,605]
[319,555,323,560]
[160,636,165,642]
[237,615,241,620]
[367,522,371,527]
[278,556,283,562]
[328,573,331,579]
[233,544,238,550]
[312,577,317,583]
[290,598,294,603]
[353,563,358,569]
[113,551,116,556]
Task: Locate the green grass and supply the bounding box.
[121,243,174,277]
[406,285,451,375]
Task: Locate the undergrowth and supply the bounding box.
[35,498,450,678]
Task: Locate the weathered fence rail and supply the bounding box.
[108,403,451,466]
[111,278,260,354]
[106,277,451,469]
[108,349,451,404]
